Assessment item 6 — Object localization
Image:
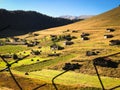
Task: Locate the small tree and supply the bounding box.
[13,53,18,60]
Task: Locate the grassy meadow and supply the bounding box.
[0,7,120,90]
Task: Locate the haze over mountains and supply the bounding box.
[0,6,120,37]
[42,6,120,32]
[0,9,79,37]
[59,15,94,20]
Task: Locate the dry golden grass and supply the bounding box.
[16,7,120,41]
[1,6,120,90]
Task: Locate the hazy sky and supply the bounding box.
[0,0,120,17]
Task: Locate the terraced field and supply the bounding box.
[0,7,120,90]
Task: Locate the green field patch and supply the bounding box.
[0,61,6,69]
[12,69,120,89]
[0,45,28,54]
[10,57,50,67]
[30,69,120,89]
[14,54,76,72]
[0,57,50,71]
[17,50,31,56]
[41,46,51,53]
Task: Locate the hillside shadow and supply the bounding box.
[0,9,79,38]
[0,26,58,38]
[93,54,120,90]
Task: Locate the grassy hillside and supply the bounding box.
[33,6,120,35]
[0,9,79,37]
[0,7,120,90]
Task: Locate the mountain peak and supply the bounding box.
[40,6,120,32]
[0,9,76,37]
[59,15,94,20]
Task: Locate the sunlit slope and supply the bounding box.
[64,6,120,28]
[1,7,120,90]
[36,6,120,35]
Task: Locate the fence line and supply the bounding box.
[52,70,69,90]
[93,63,105,90]
[0,55,120,90]
[0,55,22,90]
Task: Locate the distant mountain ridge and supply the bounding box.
[50,6,120,31]
[59,15,94,20]
[0,9,78,37]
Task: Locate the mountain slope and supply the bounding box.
[13,6,120,82]
[0,7,120,90]
[38,6,120,33]
[0,9,76,37]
